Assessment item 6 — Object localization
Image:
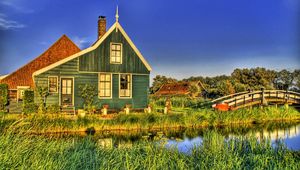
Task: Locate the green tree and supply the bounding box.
[188,82,200,99]
[36,87,49,114]
[274,69,294,90]
[217,80,235,96]
[79,84,97,114]
[294,69,300,90]
[231,67,276,90]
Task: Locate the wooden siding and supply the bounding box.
[34,58,149,109]
[96,74,149,109]
[78,30,150,74]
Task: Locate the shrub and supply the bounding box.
[23,90,34,105]
[47,104,61,114]
[36,87,49,114]
[23,90,37,114]
[79,84,98,114]
[0,84,8,111]
[23,103,38,114]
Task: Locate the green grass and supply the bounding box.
[1,106,300,133]
[0,130,299,169]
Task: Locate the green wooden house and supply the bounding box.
[32,13,152,111]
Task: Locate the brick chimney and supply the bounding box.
[98,16,106,39]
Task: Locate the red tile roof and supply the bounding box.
[154,82,190,96]
[0,35,80,89]
[154,81,207,96]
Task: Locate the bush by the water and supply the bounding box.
[1,106,299,133]
[150,96,211,109]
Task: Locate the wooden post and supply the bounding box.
[261,88,267,106]
[234,97,237,107]
[261,88,265,105]
[165,98,171,114]
[286,89,289,102]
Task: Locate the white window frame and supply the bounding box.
[48,76,58,93]
[110,42,123,64]
[98,73,112,99]
[119,74,132,99]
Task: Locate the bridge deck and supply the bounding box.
[212,90,300,111]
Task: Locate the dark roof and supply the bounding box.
[154,81,207,96]
[0,35,80,89]
[154,82,191,96]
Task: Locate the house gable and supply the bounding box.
[33,23,151,77]
[78,27,150,74]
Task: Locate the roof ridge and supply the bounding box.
[1,35,80,82]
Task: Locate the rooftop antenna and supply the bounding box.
[115,5,119,23]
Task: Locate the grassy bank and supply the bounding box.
[0,130,299,169]
[1,106,300,133]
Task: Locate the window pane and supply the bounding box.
[99,73,111,97]
[62,87,66,94]
[116,51,120,57]
[100,75,105,81]
[62,80,67,87]
[67,87,71,94]
[116,57,120,63]
[100,83,104,89]
[100,90,104,96]
[111,57,116,62]
[105,83,110,89]
[111,44,116,50]
[49,77,57,92]
[106,75,111,81]
[105,90,111,96]
[111,43,122,63]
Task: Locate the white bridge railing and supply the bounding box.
[212,90,300,110]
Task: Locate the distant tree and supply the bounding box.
[231,67,276,90]
[217,80,235,96]
[232,81,248,93]
[188,82,200,99]
[274,69,294,90]
[294,69,300,91]
[150,75,177,94]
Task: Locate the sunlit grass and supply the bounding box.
[0,130,299,169]
[1,106,299,133]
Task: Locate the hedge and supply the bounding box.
[0,84,8,111]
[23,90,37,114]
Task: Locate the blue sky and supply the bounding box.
[0,0,299,80]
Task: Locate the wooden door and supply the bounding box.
[61,78,73,106]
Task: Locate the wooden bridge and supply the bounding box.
[211,90,300,111]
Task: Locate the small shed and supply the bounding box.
[154,81,207,97]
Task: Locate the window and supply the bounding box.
[110,43,122,64]
[48,77,58,93]
[99,73,112,98]
[120,74,131,98]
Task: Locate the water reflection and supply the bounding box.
[44,121,300,151]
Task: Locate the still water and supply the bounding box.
[49,122,300,152]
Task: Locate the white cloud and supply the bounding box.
[0,14,25,30]
[73,36,91,49]
[1,0,34,13]
[39,41,48,46]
